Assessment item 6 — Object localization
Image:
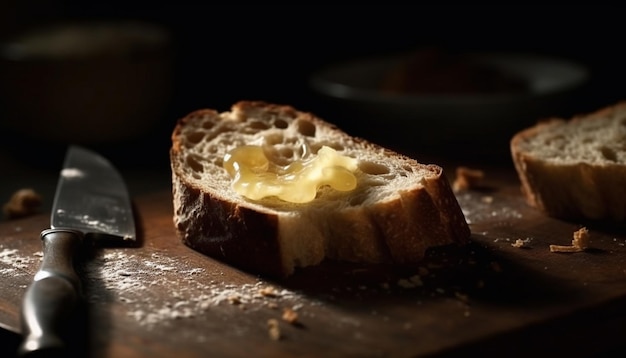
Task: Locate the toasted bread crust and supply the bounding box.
[171,101,471,277]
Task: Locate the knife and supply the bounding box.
[18,145,136,356]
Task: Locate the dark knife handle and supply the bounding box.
[18,228,84,357]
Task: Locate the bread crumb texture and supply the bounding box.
[514,107,626,164]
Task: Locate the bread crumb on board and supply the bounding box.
[2,188,42,219]
[267,318,281,340]
[258,286,279,298]
[282,307,299,324]
[549,227,590,253]
[265,306,301,341]
[453,166,485,192]
[511,238,531,248]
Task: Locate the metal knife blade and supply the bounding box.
[51,145,135,242]
[19,145,136,356]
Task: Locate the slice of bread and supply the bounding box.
[510,101,626,222]
[170,101,471,277]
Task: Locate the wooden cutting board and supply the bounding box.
[1,169,626,357]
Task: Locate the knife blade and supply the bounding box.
[18,145,136,356]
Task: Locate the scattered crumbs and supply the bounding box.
[511,239,524,248]
[452,166,485,192]
[227,295,242,305]
[2,188,42,219]
[267,318,281,340]
[511,238,532,248]
[258,286,279,298]
[550,227,589,253]
[397,277,421,289]
[0,247,40,274]
[456,191,523,224]
[282,307,299,324]
[81,250,307,330]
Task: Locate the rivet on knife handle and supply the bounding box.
[19,228,84,356]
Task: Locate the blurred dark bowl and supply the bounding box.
[309,49,589,161]
[0,19,174,146]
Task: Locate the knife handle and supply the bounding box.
[19,228,84,357]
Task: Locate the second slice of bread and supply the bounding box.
[511,101,626,222]
[170,101,471,277]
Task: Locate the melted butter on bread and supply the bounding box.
[223,145,358,203]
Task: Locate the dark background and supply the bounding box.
[1,4,626,353]
[1,2,626,169]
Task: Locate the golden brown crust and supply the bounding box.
[171,173,288,276]
[171,101,471,277]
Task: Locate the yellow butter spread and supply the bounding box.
[223,145,358,203]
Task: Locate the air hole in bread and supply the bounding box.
[295,119,316,137]
[600,146,617,161]
[278,147,294,159]
[358,161,390,175]
[185,155,203,173]
[186,131,205,144]
[402,165,413,173]
[273,118,289,129]
[248,120,270,131]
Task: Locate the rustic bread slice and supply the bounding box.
[510,101,626,222]
[170,101,470,277]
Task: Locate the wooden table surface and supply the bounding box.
[1,163,626,357]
